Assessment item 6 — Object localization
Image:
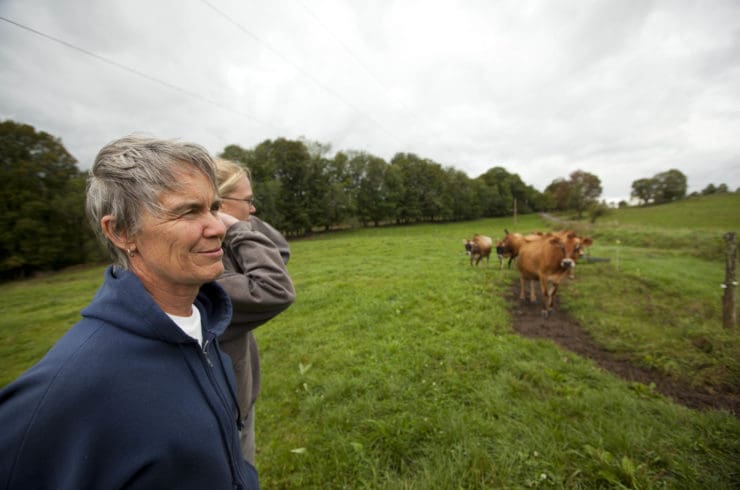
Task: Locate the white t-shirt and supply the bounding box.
[167,306,203,346]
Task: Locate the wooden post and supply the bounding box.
[723,232,737,328]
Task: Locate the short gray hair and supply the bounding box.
[86,135,217,269]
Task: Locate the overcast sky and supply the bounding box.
[2,0,739,202]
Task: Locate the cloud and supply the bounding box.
[1,0,739,200]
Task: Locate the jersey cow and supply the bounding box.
[494,238,512,270]
[497,229,545,269]
[516,231,593,317]
[463,234,493,267]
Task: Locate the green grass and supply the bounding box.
[607,193,740,230]
[252,211,738,488]
[541,192,740,389]
[561,246,738,389]
[0,264,102,386]
[555,192,740,261]
[1,198,739,488]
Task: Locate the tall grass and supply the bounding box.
[1,197,738,488]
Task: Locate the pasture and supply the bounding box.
[1,194,738,488]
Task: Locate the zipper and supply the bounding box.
[202,338,214,367]
[199,334,248,485]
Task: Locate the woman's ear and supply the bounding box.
[100,215,134,252]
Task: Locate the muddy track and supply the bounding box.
[506,279,739,417]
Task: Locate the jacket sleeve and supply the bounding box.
[248,216,291,266]
[217,217,295,339]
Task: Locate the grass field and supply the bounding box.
[1,194,738,488]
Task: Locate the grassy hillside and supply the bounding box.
[552,192,740,261]
[0,200,738,488]
[607,192,740,230]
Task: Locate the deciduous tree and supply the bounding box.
[0,120,95,278]
[544,178,571,211]
[631,177,656,205]
[567,170,602,218]
[653,169,687,203]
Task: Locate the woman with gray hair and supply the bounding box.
[0,136,259,489]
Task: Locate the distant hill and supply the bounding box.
[610,193,740,231]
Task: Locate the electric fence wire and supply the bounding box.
[0,14,281,131]
[197,0,405,147]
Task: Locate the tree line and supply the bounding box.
[3,119,732,279]
[219,139,550,236]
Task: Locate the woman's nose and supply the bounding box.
[206,211,227,237]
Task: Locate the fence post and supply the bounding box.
[723,232,737,328]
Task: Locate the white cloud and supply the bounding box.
[1,0,739,199]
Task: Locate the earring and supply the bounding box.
[127,248,135,257]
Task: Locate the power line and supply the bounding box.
[296,0,388,93]
[295,0,411,111]
[0,15,278,130]
[197,0,404,146]
[294,0,423,140]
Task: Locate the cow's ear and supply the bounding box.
[582,237,593,247]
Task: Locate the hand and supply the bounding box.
[218,211,239,228]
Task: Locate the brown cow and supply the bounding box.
[463,234,493,266]
[549,229,589,279]
[516,232,593,317]
[498,229,545,268]
[494,238,512,269]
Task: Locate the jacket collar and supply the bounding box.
[81,266,233,343]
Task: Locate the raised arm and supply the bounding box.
[217,216,295,338]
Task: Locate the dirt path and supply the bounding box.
[506,279,739,417]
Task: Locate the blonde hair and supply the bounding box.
[214,158,252,196]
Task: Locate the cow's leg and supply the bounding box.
[543,280,558,318]
[539,277,549,316]
[530,280,537,302]
[519,276,526,300]
[545,280,559,313]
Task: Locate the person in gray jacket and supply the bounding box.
[215,158,296,464]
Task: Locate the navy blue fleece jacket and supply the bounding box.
[0,267,259,489]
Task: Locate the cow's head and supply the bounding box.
[463,239,473,255]
[573,236,593,261]
[499,230,514,253]
[550,233,593,269]
[495,239,506,256]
